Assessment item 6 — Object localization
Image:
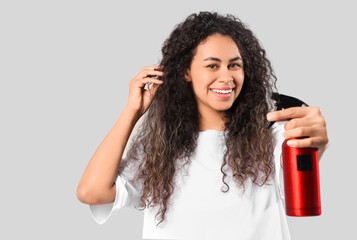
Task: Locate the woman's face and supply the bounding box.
[185,33,244,118]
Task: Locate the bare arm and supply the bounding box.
[76,65,164,205]
[76,107,140,205]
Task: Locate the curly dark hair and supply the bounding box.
[124,11,278,227]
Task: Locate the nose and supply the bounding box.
[218,68,234,85]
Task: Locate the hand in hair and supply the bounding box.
[126,65,164,117]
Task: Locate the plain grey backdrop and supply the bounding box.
[1,0,356,239]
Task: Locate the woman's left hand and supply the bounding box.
[267,106,330,154]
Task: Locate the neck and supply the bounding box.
[198,109,227,132]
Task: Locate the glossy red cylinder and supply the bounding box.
[282,139,321,216]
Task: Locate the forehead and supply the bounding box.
[194,34,241,59]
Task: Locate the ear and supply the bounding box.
[185,69,192,82]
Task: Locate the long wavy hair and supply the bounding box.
[123,11,278,227]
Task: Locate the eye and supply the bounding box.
[207,64,218,69]
[229,63,241,69]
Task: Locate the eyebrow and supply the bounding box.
[203,56,243,62]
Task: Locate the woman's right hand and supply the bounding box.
[126,65,164,117]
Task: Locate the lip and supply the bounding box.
[209,87,234,99]
[210,87,234,91]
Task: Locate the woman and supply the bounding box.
[77,12,329,239]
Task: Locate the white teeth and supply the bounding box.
[210,89,232,94]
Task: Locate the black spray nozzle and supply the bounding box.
[265,92,309,130]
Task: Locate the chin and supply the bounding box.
[213,103,235,112]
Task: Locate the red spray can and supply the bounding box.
[266,92,321,216]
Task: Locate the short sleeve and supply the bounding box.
[89,151,143,225]
[272,121,288,201]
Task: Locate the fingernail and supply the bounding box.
[267,113,274,121]
[287,140,296,147]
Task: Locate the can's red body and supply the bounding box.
[282,139,321,216]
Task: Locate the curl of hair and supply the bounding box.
[125,11,278,227]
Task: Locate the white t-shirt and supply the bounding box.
[89,122,290,240]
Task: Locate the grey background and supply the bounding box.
[1,0,355,239]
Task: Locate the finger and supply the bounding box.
[286,137,324,149]
[155,65,164,70]
[283,126,323,139]
[138,77,164,88]
[137,70,165,79]
[284,117,322,130]
[267,107,309,122]
[130,76,162,88]
[141,65,164,71]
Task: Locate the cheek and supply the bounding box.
[192,72,213,88]
[234,72,244,86]
[235,74,244,96]
[238,71,244,81]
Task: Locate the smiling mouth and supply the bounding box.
[209,88,234,94]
